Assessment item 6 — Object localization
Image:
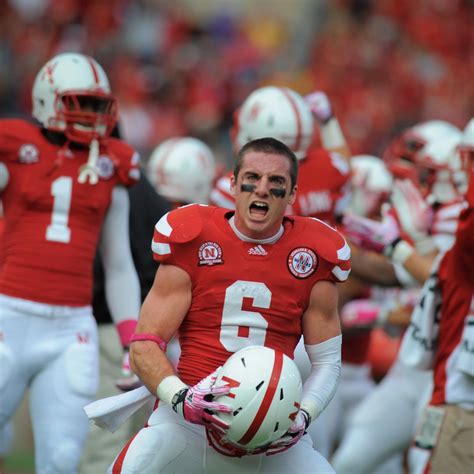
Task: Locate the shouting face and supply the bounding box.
[230,150,297,239]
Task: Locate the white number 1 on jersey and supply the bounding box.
[46,176,72,243]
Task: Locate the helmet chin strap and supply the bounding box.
[78,138,99,185]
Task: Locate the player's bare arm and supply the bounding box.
[130,263,191,394]
[302,280,341,345]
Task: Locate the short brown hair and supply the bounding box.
[233,137,299,188]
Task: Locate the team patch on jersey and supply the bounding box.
[198,241,223,266]
[287,247,318,279]
[97,155,115,179]
[18,144,39,164]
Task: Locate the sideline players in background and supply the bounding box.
[0,52,141,473]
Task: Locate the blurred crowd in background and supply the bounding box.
[1,0,472,169]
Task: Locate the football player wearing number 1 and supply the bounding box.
[0,53,141,473]
[110,137,351,473]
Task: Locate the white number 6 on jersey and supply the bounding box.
[220,280,270,352]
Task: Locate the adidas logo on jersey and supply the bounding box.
[248,245,267,256]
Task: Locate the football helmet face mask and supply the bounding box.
[347,155,393,218]
[147,137,217,205]
[211,346,302,452]
[383,120,463,203]
[231,86,314,160]
[32,53,117,144]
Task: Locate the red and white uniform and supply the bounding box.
[110,204,349,474]
[431,181,474,407]
[0,119,139,306]
[210,147,351,227]
[152,204,350,386]
[0,119,140,473]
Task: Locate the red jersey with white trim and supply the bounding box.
[152,204,351,386]
[0,119,140,306]
[209,147,351,226]
[431,172,474,406]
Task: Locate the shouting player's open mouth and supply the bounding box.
[249,201,269,218]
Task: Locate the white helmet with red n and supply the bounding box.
[210,346,302,453]
[32,52,117,144]
[384,120,462,203]
[347,155,393,217]
[232,86,314,160]
[147,137,216,205]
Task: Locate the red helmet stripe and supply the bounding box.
[86,57,100,84]
[280,88,302,154]
[237,350,284,446]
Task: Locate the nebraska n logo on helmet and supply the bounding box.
[208,346,302,454]
[232,86,314,160]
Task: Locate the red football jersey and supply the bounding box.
[209,147,351,226]
[0,119,140,306]
[152,204,351,385]
[431,172,474,406]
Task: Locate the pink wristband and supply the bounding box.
[116,319,138,347]
[130,333,168,351]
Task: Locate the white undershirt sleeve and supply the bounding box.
[99,186,141,328]
[300,335,342,423]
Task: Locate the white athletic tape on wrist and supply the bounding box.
[391,240,415,265]
[156,375,188,405]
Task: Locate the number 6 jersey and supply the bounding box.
[0,119,140,306]
[152,204,351,385]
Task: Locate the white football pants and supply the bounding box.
[108,403,335,473]
[0,294,99,474]
[331,360,432,474]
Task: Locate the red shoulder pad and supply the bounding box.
[0,119,42,161]
[151,204,204,264]
[305,217,351,282]
[106,138,140,187]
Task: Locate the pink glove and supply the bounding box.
[342,210,401,254]
[341,299,387,328]
[265,410,310,455]
[115,349,143,392]
[172,370,232,433]
[304,91,333,123]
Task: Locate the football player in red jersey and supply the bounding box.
[108,138,351,473]
[0,52,141,473]
[406,160,474,474]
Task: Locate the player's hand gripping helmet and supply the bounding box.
[32,53,117,145]
[231,86,314,160]
[208,346,302,455]
[383,120,462,203]
[147,137,217,205]
[347,155,393,218]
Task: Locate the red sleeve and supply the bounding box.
[453,170,474,281]
[107,138,141,187]
[307,217,352,283]
[0,119,39,162]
